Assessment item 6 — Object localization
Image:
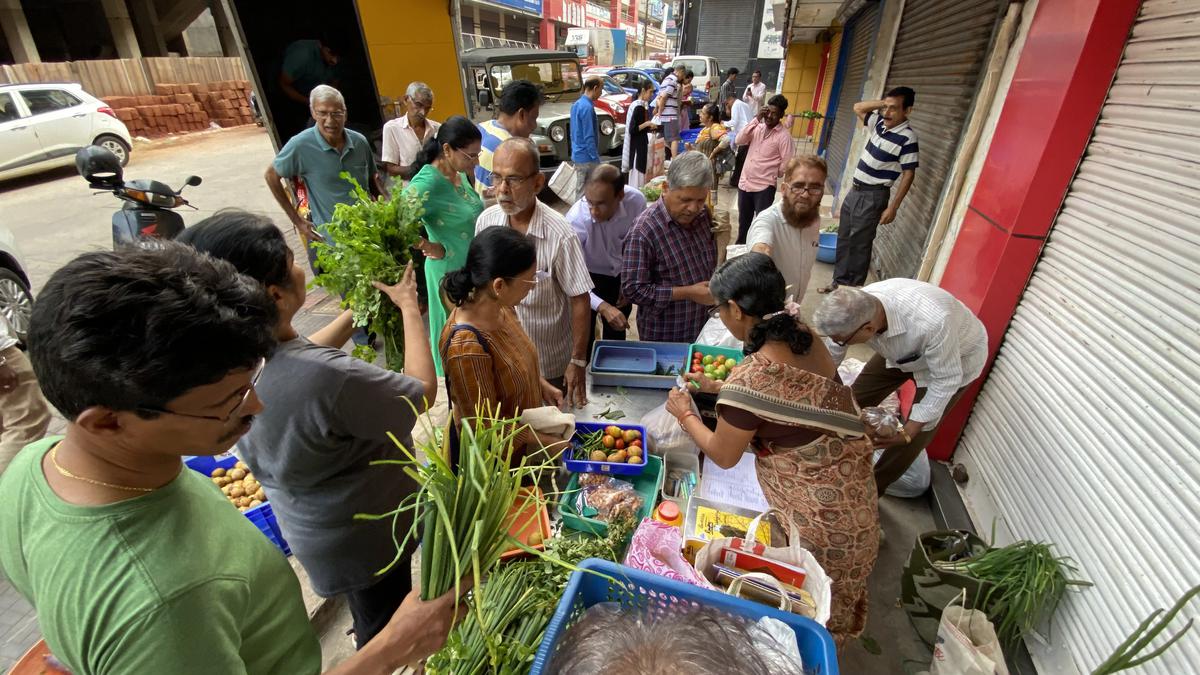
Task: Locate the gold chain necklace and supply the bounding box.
[50,444,156,493]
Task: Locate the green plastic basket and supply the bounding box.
[559,454,664,537]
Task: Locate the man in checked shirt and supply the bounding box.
[622,152,717,344]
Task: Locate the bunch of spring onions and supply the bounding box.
[357,404,558,600]
[936,540,1091,646]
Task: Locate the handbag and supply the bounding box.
[901,530,993,646]
[694,508,833,626]
[930,590,1010,675]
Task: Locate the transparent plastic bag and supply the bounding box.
[576,474,643,522]
[862,406,904,439]
[642,398,701,457]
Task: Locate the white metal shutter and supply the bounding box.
[823,2,880,197]
[694,0,758,74]
[872,0,1004,279]
[956,2,1200,671]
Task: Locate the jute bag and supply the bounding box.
[901,530,993,646]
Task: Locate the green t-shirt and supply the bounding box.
[0,438,322,675]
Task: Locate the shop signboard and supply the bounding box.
[488,0,542,13]
[756,0,784,59]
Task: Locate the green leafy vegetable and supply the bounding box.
[312,173,425,371]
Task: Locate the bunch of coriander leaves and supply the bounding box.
[312,172,425,371]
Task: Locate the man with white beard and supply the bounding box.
[747,156,826,299]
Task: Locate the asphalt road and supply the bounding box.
[0,125,289,292]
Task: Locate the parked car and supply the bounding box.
[0,82,133,182]
[462,48,624,170]
[633,59,664,69]
[607,67,708,126]
[0,225,33,344]
[594,75,634,121]
[670,55,722,98]
[583,66,613,78]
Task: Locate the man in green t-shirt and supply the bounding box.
[0,244,463,674]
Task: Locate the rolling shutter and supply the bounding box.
[694,0,758,74]
[823,2,880,198]
[956,2,1200,671]
[872,0,1004,279]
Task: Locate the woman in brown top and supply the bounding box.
[665,253,879,647]
[439,227,565,455]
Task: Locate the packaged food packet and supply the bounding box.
[577,474,644,522]
[861,406,903,438]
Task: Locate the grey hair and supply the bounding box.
[666,151,714,190]
[546,603,803,675]
[405,81,433,103]
[496,136,540,172]
[812,286,878,337]
[309,84,345,109]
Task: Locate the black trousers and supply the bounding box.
[728,145,750,188]
[833,185,891,286]
[345,562,412,647]
[588,271,630,355]
[736,186,777,245]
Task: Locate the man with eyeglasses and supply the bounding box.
[0,244,466,675]
[476,138,594,408]
[735,94,795,245]
[265,84,388,272]
[747,156,826,299]
[812,280,987,496]
[381,81,439,180]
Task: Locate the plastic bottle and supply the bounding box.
[653,500,683,527]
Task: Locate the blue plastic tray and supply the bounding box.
[563,421,648,475]
[184,455,292,556]
[591,345,658,373]
[588,340,690,390]
[530,558,838,674]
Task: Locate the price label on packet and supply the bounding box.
[693,506,771,546]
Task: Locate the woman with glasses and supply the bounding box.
[178,210,439,649]
[405,115,485,376]
[440,227,567,461]
[665,252,878,647]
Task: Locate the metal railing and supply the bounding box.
[461,33,539,50]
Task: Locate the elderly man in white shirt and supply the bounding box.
[476,138,595,408]
[814,279,988,495]
[381,82,440,180]
[565,164,647,353]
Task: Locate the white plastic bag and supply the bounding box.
[548,161,580,203]
[642,399,700,457]
[930,591,1010,675]
[873,448,931,498]
[695,315,743,350]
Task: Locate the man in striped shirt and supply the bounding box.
[822,87,919,293]
[475,138,595,407]
[654,64,687,159]
[475,80,543,197]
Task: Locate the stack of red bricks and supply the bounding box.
[103,80,255,138]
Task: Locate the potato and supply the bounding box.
[210,468,226,478]
[234,461,248,471]
[221,484,233,495]
[626,456,641,464]
[212,477,224,485]
[229,486,245,499]
[244,472,255,483]
[243,480,259,494]
[589,450,608,462]
[253,488,266,502]
[228,468,247,481]
[248,499,263,508]
[238,506,248,512]
[607,450,627,463]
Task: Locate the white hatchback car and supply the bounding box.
[0,225,33,344]
[0,82,133,182]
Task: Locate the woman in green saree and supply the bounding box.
[406,116,485,375]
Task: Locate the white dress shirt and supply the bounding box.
[381,115,440,169]
[826,278,988,426]
[476,201,595,378]
[728,99,755,147]
[565,185,648,310]
[746,203,819,299]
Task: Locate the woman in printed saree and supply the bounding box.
[666,252,879,646]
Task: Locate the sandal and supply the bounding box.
[817,284,839,294]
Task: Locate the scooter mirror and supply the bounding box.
[185,175,202,187]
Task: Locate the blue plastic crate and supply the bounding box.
[184,455,292,556]
[530,558,838,674]
[680,127,701,144]
[562,422,649,475]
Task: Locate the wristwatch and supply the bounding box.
[570,359,587,368]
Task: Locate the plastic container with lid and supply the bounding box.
[653,500,683,527]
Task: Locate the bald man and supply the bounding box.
[475,139,595,407]
[565,164,647,353]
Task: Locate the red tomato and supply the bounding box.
[691,364,704,373]
[631,439,642,448]
[615,439,626,450]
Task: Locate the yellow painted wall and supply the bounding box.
[779,42,827,139]
[356,0,467,119]
[812,29,841,141]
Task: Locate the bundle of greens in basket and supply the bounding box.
[312,172,425,371]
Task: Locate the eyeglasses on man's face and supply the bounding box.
[312,109,346,121]
[138,358,266,423]
[784,181,824,196]
[511,269,551,286]
[830,321,871,347]
[494,173,538,190]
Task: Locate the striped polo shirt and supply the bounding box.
[474,119,514,195]
[658,73,680,121]
[853,111,919,187]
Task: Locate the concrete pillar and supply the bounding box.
[210,0,239,57]
[499,11,506,40]
[101,0,142,59]
[129,0,168,57]
[540,18,555,50]
[0,0,40,63]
